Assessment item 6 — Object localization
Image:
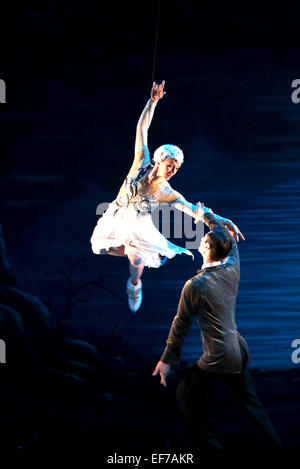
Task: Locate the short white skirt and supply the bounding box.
[90,201,194,268]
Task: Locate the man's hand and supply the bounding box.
[214,215,245,242]
[152,360,171,387]
[150,80,166,102]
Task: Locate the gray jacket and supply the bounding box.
[160,211,251,374]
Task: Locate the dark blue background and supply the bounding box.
[1,0,300,370]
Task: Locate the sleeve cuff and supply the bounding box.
[160,348,180,366]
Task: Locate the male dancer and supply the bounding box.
[153,204,283,449]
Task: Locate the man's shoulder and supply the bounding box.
[190,263,239,294]
[180,276,206,308]
[184,275,207,294]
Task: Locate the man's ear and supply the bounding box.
[205,241,212,251]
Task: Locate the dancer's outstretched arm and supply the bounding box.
[131,81,166,172]
[173,197,198,219]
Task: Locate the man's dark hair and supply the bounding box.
[206,228,232,261]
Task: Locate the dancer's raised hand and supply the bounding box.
[150,80,166,102]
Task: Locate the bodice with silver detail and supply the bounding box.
[116,165,159,216]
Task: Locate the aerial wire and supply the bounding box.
[151,0,162,84]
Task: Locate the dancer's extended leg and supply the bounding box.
[128,250,144,285]
[126,246,144,312]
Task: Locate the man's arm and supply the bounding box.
[161,279,201,365]
[198,205,242,267]
[131,81,166,172]
[153,279,201,386]
[162,194,245,244]
[196,203,245,244]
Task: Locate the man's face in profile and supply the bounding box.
[198,233,210,256]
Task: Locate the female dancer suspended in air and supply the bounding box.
[91,81,243,312]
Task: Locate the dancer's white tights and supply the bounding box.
[107,245,144,285]
[127,247,144,285]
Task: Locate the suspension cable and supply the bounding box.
[151,0,162,83]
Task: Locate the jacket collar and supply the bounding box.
[197,265,222,274]
[201,260,223,269]
[197,258,228,274]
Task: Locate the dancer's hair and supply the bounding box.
[207,229,232,261]
[153,144,184,164]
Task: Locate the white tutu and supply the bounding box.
[90,200,194,268]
